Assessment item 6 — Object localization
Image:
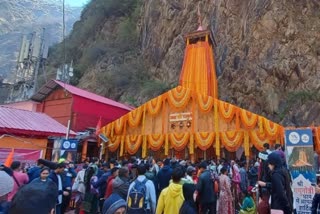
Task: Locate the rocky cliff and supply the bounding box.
[0,0,81,79]
[47,0,320,126]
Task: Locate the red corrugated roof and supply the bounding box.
[0,106,76,137]
[31,80,133,111]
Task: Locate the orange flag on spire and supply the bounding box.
[95,117,102,136]
[4,148,14,167]
[96,117,102,147]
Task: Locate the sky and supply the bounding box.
[64,0,89,7]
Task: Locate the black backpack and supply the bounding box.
[127,178,148,214]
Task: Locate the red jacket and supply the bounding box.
[104,175,115,198]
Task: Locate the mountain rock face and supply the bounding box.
[48,0,320,126]
[0,0,81,79]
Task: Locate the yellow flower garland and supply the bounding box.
[219,100,237,123]
[244,131,250,157]
[249,130,269,151]
[214,99,220,156]
[169,132,190,151]
[147,134,165,151]
[114,116,126,135]
[263,118,279,140]
[167,86,191,110]
[239,109,258,129]
[315,127,320,154]
[220,131,243,152]
[125,135,143,155]
[128,106,143,128]
[108,135,121,152]
[195,132,215,150]
[146,96,163,115]
[197,93,214,113]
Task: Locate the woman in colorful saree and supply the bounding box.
[218,167,233,214]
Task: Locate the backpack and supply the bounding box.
[210,169,219,193]
[127,178,148,214]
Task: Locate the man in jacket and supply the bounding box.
[127,163,156,214]
[196,161,217,214]
[49,162,68,214]
[112,167,130,200]
[156,165,185,214]
[92,162,111,212]
[157,158,172,194]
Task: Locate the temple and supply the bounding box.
[99,28,284,161]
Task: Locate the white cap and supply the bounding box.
[0,171,14,197]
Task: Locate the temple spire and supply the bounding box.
[179,24,218,98]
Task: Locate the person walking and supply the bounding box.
[156,166,185,214]
[92,162,110,212]
[112,167,130,200]
[157,158,172,194]
[218,167,233,214]
[179,183,197,214]
[258,152,292,214]
[196,161,217,214]
[49,162,69,214]
[8,161,29,201]
[127,163,156,214]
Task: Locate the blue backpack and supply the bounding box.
[127,178,148,214]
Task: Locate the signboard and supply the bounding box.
[0,148,42,168]
[285,128,316,214]
[52,139,78,163]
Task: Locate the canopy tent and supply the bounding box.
[100,29,284,160]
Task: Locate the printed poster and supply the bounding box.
[52,139,78,163]
[285,128,316,214]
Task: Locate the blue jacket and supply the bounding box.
[92,171,111,198]
[61,168,77,189]
[157,165,172,192]
[27,166,41,182]
[312,193,320,214]
[0,201,10,214]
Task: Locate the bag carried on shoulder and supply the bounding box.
[127,178,148,214]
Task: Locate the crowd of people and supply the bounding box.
[0,143,318,214]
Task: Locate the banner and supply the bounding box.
[52,139,78,163]
[285,128,316,214]
[0,148,42,168]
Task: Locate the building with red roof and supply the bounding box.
[30,79,133,160]
[0,105,76,164]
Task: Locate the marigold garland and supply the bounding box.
[220,131,243,152]
[219,101,237,123]
[249,130,268,151]
[128,106,143,128]
[244,131,250,157]
[120,136,124,156]
[114,116,126,135]
[315,127,320,154]
[239,109,258,129]
[263,118,280,140]
[142,135,147,158]
[167,86,191,110]
[169,132,190,151]
[146,96,163,115]
[195,132,215,150]
[259,117,264,133]
[189,133,194,154]
[108,135,121,152]
[197,93,214,113]
[214,99,220,156]
[147,134,165,151]
[165,134,169,155]
[125,135,143,155]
